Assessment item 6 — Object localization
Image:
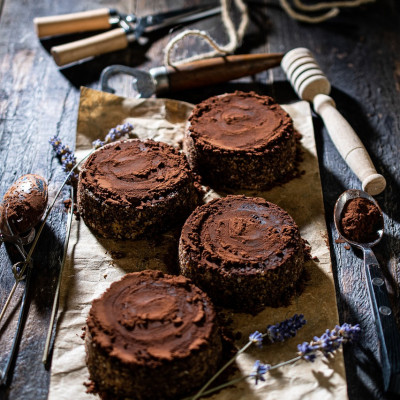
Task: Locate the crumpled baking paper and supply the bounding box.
[48,87,347,400]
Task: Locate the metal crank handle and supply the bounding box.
[313,94,386,196]
[50,28,132,66]
[34,8,114,38]
[364,249,400,394]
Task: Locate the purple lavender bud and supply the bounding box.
[297,342,317,362]
[250,360,270,385]
[266,314,306,343]
[92,139,105,149]
[249,331,263,348]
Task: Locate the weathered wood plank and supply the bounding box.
[0,0,399,399]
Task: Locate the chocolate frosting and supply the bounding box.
[181,195,301,271]
[188,91,293,151]
[340,197,383,243]
[0,174,48,235]
[87,270,216,367]
[80,140,192,206]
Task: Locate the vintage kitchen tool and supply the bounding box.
[34,4,221,66]
[100,53,284,97]
[334,189,400,394]
[0,174,48,385]
[281,47,386,196]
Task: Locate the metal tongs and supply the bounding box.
[34,4,221,66]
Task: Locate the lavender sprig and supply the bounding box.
[49,136,78,180]
[266,313,306,343]
[92,122,134,149]
[190,314,306,400]
[298,323,360,362]
[50,122,134,181]
[189,322,360,400]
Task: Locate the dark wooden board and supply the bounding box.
[0,0,399,399]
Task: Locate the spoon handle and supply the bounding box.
[364,248,400,393]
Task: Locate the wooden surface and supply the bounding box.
[0,0,399,399]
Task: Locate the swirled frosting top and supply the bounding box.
[188,91,293,151]
[180,195,302,271]
[79,139,192,206]
[87,270,217,367]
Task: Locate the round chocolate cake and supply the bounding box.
[77,139,199,239]
[179,195,305,312]
[184,91,299,190]
[85,270,222,400]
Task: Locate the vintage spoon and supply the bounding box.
[0,174,48,385]
[334,189,400,394]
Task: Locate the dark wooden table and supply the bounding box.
[0,0,399,399]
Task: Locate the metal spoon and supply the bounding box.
[0,174,48,385]
[334,189,400,394]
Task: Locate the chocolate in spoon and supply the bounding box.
[0,173,48,385]
[334,189,400,394]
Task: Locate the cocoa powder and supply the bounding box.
[340,197,383,243]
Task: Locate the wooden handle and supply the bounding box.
[313,94,386,195]
[34,8,111,38]
[51,28,129,66]
[166,53,283,91]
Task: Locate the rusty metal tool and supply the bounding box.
[33,4,221,66]
[100,53,284,98]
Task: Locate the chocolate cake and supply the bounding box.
[179,195,305,312]
[85,270,222,400]
[184,91,299,190]
[77,139,199,239]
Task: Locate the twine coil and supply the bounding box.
[164,0,375,66]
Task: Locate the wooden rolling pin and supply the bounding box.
[281,47,386,196]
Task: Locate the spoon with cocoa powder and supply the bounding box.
[334,189,400,394]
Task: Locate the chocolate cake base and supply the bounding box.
[85,270,222,400]
[179,195,306,312]
[184,91,299,190]
[77,139,199,239]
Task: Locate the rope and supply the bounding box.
[164,0,249,67]
[163,0,375,65]
[280,0,375,23]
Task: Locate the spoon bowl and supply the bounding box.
[334,189,400,394]
[334,189,384,249]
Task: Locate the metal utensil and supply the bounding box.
[0,222,34,386]
[0,174,48,385]
[34,4,221,66]
[100,53,284,98]
[281,47,386,196]
[334,189,400,394]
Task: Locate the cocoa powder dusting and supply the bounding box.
[188,91,294,151]
[340,197,383,243]
[87,270,217,367]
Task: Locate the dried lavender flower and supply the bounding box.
[92,122,134,149]
[49,136,78,180]
[297,323,360,362]
[249,331,263,348]
[190,320,360,400]
[266,313,306,343]
[250,360,270,385]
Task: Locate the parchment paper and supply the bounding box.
[48,87,347,400]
